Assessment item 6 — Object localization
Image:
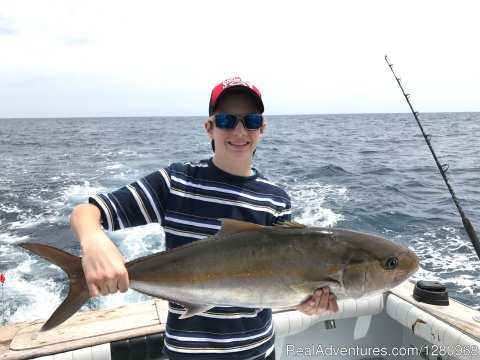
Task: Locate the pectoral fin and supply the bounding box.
[291,279,341,296]
[179,303,214,319]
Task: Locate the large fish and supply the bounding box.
[20,219,419,331]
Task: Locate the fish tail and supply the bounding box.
[19,242,91,331]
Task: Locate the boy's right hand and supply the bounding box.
[81,232,130,297]
[70,203,130,297]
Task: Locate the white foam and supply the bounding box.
[58,181,104,206]
[288,181,347,227]
[117,149,140,157]
[0,203,21,214]
[120,223,165,260]
[6,277,63,325]
[1,253,64,325]
[5,181,107,233]
[405,227,480,307]
[0,232,30,244]
[105,163,124,170]
[6,205,65,230]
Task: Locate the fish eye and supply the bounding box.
[384,256,398,270]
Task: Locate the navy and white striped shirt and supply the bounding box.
[89,158,291,359]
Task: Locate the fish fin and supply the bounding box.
[274,220,308,229]
[217,218,264,236]
[19,243,90,331]
[179,304,214,319]
[291,279,341,295]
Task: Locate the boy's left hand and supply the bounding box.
[296,288,339,315]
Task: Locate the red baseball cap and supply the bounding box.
[209,77,264,115]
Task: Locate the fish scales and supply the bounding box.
[129,228,319,308]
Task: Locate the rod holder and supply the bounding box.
[324,319,336,329]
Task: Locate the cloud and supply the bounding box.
[0,15,16,35]
[0,0,479,117]
[62,37,92,46]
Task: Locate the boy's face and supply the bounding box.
[205,92,266,162]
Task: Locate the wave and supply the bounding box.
[406,226,480,308]
[318,164,351,176]
[286,181,347,227]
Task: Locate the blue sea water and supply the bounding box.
[0,113,479,325]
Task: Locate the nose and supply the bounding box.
[232,119,248,135]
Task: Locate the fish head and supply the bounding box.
[340,231,420,298]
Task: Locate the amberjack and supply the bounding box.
[20,219,419,331]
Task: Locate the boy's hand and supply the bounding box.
[70,203,129,297]
[296,288,339,315]
[81,232,129,297]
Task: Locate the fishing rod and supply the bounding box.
[385,55,480,261]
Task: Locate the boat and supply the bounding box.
[2,60,478,360]
[1,279,479,359]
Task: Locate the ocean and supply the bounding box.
[1,113,479,325]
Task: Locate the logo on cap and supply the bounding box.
[222,77,254,90]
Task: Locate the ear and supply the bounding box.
[204,119,214,140]
[258,118,267,138]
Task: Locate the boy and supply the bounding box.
[70,77,338,359]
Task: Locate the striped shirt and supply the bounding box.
[89,158,291,359]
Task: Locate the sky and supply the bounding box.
[0,0,479,118]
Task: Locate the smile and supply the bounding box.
[228,141,250,148]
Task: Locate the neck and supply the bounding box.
[212,155,254,177]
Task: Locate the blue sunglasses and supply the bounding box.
[211,114,264,131]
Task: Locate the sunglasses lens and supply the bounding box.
[243,115,263,130]
[213,114,263,130]
[214,114,237,129]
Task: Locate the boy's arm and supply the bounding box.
[70,203,129,297]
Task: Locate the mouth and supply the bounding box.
[227,141,250,149]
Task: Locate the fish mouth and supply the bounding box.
[392,249,420,284]
[407,249,420,274]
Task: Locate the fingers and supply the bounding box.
[298,289,327,315]
[80,236,130,298]
[317,288,330,311]
[82,257,129,297]
[296,288,339,316]
[118,272,130,293]
[86,273,129,297]
[87,282,100,298]
[99,281,117,297]
[328,292,339,313]
[295,296,314,313]
[309,288,330,315]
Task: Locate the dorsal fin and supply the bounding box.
[216,218,264,236]
[274,220,308,229]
